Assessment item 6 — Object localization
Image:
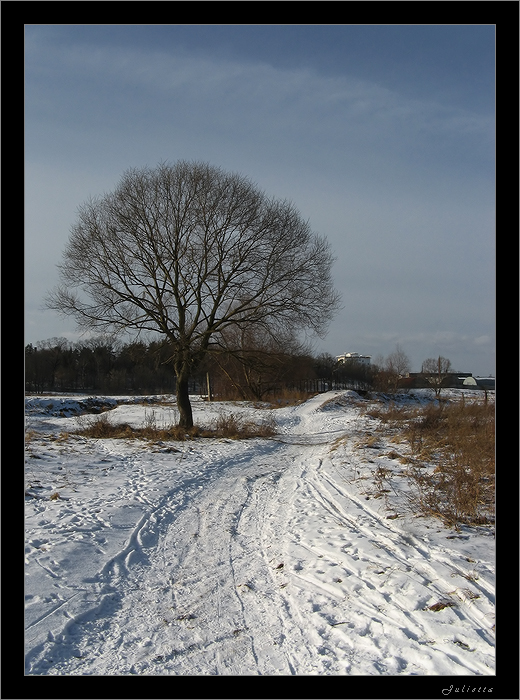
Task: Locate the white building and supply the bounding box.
[336,352,371,366]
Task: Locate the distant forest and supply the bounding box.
[25,337,383,399]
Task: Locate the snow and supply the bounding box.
[25,390,495,676]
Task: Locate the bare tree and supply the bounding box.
[211,323,310,401]
[46,161,341,427]
[421,356,452,397]
[384,344,411,393]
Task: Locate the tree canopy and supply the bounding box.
[47,161,341,426]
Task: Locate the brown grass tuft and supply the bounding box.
[209,412,276,439]
[373,396,494,528]
[264,388,316,408]
[72,410,276,442]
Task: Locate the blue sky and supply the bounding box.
[25,25,495,375]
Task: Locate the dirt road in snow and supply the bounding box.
[25,392,495,675]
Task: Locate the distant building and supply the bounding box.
[404,372,494,390]
[336,352,371,367]
[463,376,496,390]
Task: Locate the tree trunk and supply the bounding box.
[176,374,194,428]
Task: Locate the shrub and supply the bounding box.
[403,399,494,527]
[74,413,135,439]
[367,395,495,528]
[72,410,276,441]
[210,412,276,439]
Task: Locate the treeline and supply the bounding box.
[26,337,372,398]
[25,337,411,399]
[25,338,177,395]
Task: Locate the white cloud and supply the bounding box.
[26,34,493,156]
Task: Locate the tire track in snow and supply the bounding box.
[314,458,495,624]
[25,391,494,676]
[148,447,300,675]
[27,439,290,675]
[274,443,494,675]
[229,461,325,675]
[25,443,232,674]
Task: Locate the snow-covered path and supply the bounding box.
[25,392,495,676]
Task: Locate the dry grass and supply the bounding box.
[355,434,381,450]
[374,397,495,528]
[209,412,277,439]
[25,430,38,445]
[72,410,276,442]
[263,388,316,408]
[363,402,418,424]
[427,600,457,612]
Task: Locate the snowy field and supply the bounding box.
[24,389,495,678]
